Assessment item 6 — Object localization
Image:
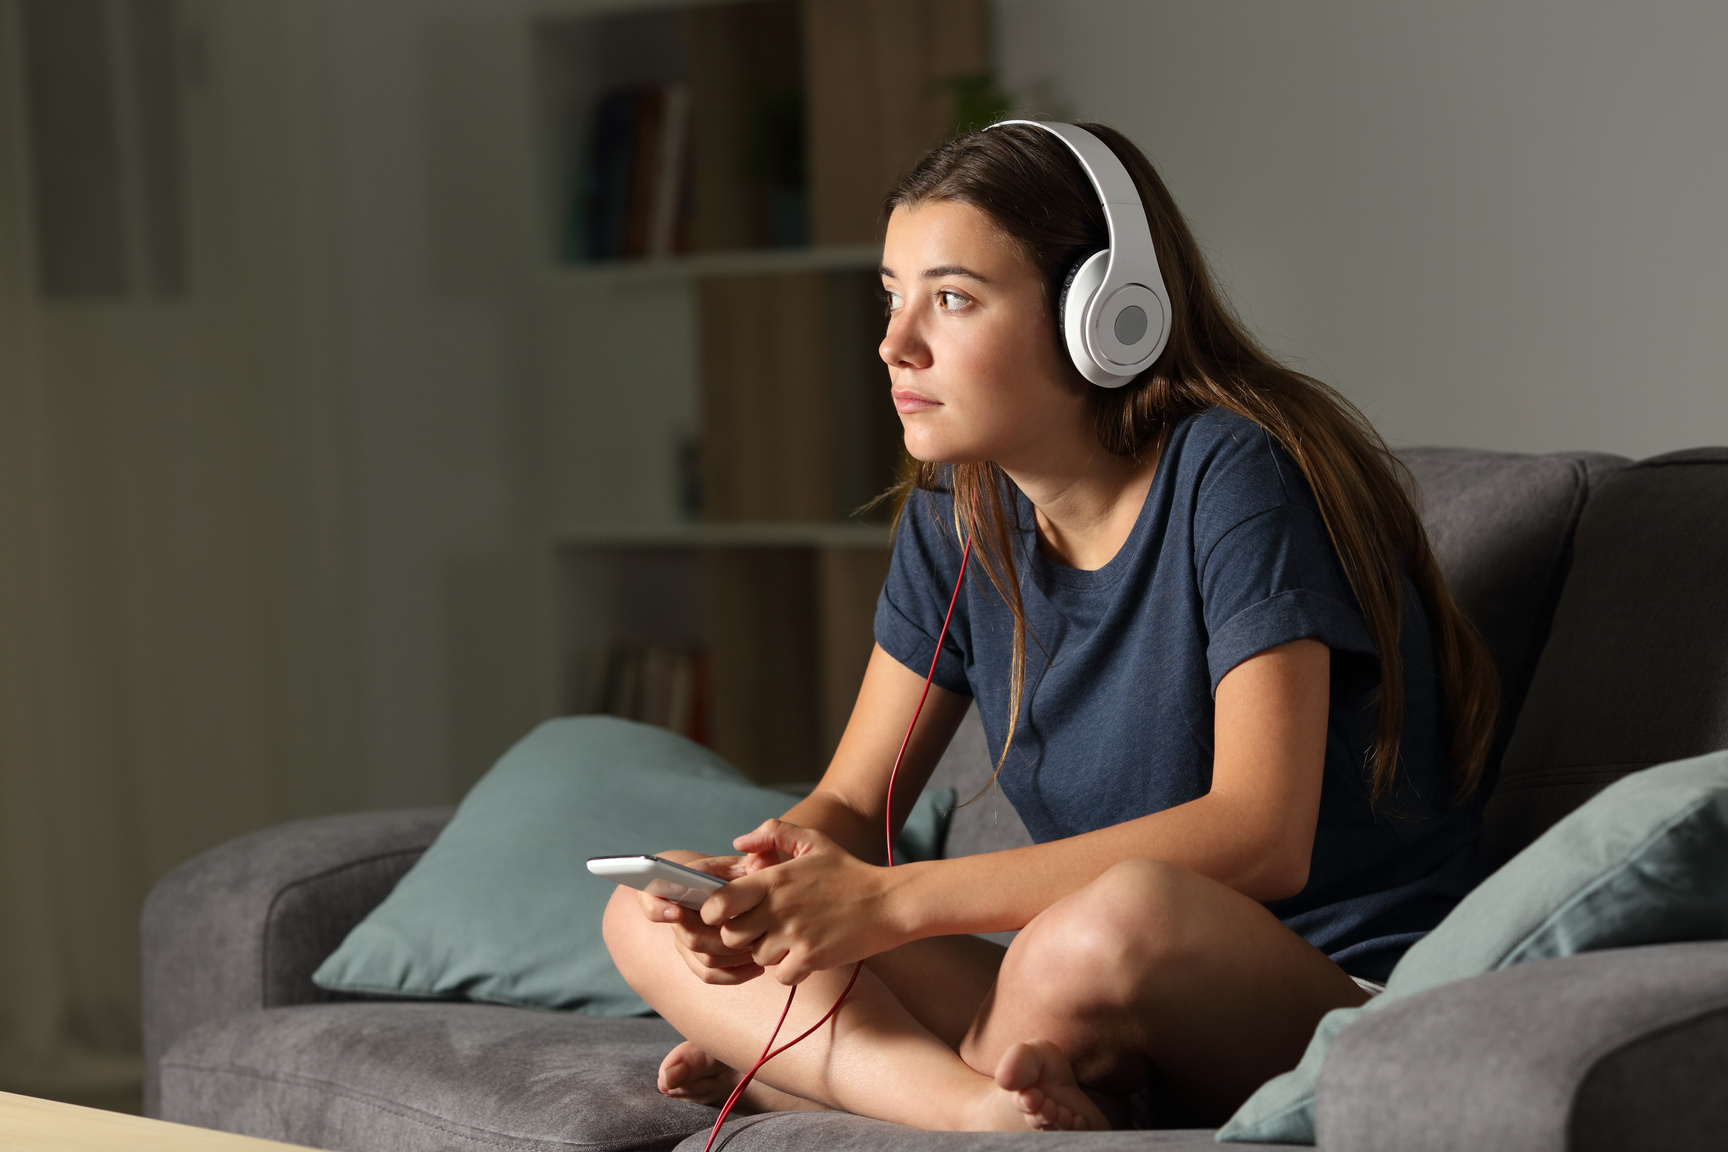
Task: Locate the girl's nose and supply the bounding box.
[880,313,932,370]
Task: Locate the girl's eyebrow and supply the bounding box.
[878,264,992,283]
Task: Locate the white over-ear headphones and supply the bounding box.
[986,120,1171,388]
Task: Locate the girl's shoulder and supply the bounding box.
[1168,407,1282,469]
[1163,408,1320,548]
[1168,408,1309,503]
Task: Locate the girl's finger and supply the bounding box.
[740,850,780,873]
[685,954,760,985]
[750,936,791,970]
[730,819,784,855]
[671,921,714,951]
[701,873,768,925]
[678,925,750,959]
[715,901,784,949]
[639,892,681,922]
[715,922,752,950]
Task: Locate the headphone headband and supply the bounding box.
[985,120,1171,386]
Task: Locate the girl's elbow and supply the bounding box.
[1245,845,1311,902]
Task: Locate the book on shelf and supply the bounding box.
[583,640,709,745]
[569,84,692,262]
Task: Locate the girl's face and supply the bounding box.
[879,200,1087,467]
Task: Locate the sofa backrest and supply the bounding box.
[931,445,1628,861]
[1483,448,1728,867]
[929,704,1032,858]
[1397,448,1627,790]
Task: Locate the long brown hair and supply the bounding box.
[885,122,1497,809]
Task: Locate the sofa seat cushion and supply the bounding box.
[676,1112,1255,1151]
[159,1002,713,1152]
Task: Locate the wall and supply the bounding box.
[993,0,1728,458]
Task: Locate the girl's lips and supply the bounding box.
[892,389,942,414]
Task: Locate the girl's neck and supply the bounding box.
[1003,443,1162,572]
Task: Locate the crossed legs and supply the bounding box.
[603,858,1368,1131]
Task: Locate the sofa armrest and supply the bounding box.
[140,807,452,1116]
[1316,941,1728,1152]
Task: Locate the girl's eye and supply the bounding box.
[937,289,970,311]
[879,288,902,315]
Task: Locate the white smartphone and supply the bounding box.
[586,854,727,910]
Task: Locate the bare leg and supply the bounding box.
[604,886,1097,1130]
[607,858,1367,1130]
[653,931,1004,1110]
[960,858,1370,1123]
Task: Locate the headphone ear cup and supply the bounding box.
[1057,248,1102,326]
[1058,249,1118,386]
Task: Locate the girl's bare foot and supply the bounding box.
[657,1040,737,1104]
[987,1039,1111,1131]
[656,1040,832,1114]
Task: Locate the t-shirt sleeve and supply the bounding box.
[873,489,975,698]
[1197,462,1377,695]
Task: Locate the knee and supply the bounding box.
[602,884,652,978]
[1006,859,1197,1013]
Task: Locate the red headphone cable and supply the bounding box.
[700,537,972,1152]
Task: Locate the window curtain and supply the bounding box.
[0,0,551,1106]
[0,1,146,1105]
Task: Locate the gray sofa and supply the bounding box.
[142,445,1728,1152]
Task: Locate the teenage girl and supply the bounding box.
[603,121,1497,1132]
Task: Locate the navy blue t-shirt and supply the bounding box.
[874,408,1483,981]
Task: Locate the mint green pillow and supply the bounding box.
[1219,749,1728,1144]
[313,716,956,1015]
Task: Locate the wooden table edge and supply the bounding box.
[0,1091,321,1151]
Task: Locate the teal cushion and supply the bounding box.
[1218,749,1728,1144]
[313,715,956,1016]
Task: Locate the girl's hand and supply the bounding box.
[702,819,905,985]
[635,851,767,985]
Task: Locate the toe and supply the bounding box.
[657,1046,690,1090]
[994,1042,1040,1093]
[658,1040,731,1099]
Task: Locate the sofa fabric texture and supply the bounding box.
[142,807,453,1117]
[160,1004,712,1152]
[1486,448,1728,866]
[1395,448,1625,786]
[928,700,1034,860]
[1314,941,1728,1152]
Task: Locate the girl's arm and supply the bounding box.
[775,644,975,864]
[889,636,1328,924]
[631,644,968,985]
[710,637,1330,982]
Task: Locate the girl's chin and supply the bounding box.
[901,427,991,467]
[904,450,992,468]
